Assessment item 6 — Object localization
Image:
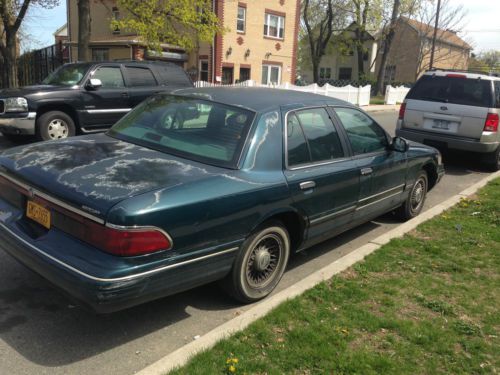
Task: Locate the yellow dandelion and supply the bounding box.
[232,358,239,364]
[229,365,236,373]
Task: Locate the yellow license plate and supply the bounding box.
[26,201,51,229]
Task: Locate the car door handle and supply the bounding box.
[299,181,316,190]
[360,167,373,176]
[121,92,129,98]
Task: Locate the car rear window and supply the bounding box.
[407,75,493,108]
[107,95,254,168]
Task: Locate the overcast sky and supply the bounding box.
[23,0,500,53]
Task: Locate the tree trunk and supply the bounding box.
[356,46,364,80]
[78,0,91,61]
[3,33,19,88]
[312,57,320,84]
[375,0,401,95]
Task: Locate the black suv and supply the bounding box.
[0,61,193,141]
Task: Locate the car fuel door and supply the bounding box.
[283,107,360,243]
[332,107,407,220]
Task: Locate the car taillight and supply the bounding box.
[398,102,406,120]
[446,74,467,79]
[84,220,172,256]
[484,113,499,132]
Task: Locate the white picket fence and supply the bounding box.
[194,80,371,106]
[384,85,410,105]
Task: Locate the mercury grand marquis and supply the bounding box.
[0,88,444,313]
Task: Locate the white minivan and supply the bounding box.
[396,70,500,171]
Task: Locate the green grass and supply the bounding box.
[370,95,386,105]
[170,179,500,375]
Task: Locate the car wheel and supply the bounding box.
[396,171,428,221]
[224,221,290,303]
[485,146,500,172]
[37,111,76,141]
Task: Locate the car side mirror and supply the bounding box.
[391,136,409,152]
[86,78,102,90]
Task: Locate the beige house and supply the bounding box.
[66,0,300,84]
[299,17,472,84]
[381,17,472,83]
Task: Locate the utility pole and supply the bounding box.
[429,0,441,69]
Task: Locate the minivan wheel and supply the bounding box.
[37,111,76,141]
[485,146,500,172]
[223,221,290,303]
[396,171,428,221]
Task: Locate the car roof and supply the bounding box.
[171,87,353,112]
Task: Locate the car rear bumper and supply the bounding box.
[396,128,499,153]
[0,112,36,135]
[0,202,238,313]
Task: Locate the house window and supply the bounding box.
[319,67,331,80]
[222,67,234,84]
[199,60,209,81]
[262,64,281,85]
[264,13,285,39]
[92,48,109,61]
[239,67,251,82]
[384,65,396,82]
[112,7,120,34]
[237,6,246,33]
[338,67,352,80]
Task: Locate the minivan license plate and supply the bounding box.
[26,201,51,229]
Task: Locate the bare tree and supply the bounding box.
[302,0,349,83]
[412,0,468,78]
[0,0,58,87]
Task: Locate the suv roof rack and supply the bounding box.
[426,68,495,76]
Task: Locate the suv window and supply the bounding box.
[334,107,388,155]
[155,64,192,86]
[92,66,125,88]
[287,108,344,166]
[124,66,157,87]
[407,75,493,108]
[495,81,500,108]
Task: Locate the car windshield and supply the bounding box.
[407,75,493,107]
[108,95,255,168]
[42,64,90,86]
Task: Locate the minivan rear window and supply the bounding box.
[407,75,493,108]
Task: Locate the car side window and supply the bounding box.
[296,108,344,162]
[334,107,388,155]
[92,67,125,88]
[495,81,500,108]
[124,66,158,87]
[287,113,310,166]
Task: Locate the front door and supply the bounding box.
[332,107,407,220]
[283,107,360,242]
[80,65,130,130]
[239,67,250,82]
[222,67,234,84]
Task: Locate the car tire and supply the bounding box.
[485,146,500,172]
[36,111,76,141]
[223,221,290,303]
[396,170,428,221]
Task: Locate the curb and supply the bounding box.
[137,170,500,375]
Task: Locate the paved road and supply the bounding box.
[0,112,493,375]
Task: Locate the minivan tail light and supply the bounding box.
[484,113,499,132]
[398,102,406,120]
[84,220,172,256]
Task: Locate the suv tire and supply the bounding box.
[37,111,76,141]
[485,146,500,172]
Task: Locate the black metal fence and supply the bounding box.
[0,42,68,89]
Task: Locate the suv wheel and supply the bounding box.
[37,111,76,141]
[485,146,500,172]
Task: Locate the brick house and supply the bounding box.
[66,0,300,84]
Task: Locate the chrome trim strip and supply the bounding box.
[86,108,132,114]
[106,223,174,251]
[356,191,402,211]
[310,205,356,225]
[0,171,105,224]
[0,221,238,283]
[358,184,405,203]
